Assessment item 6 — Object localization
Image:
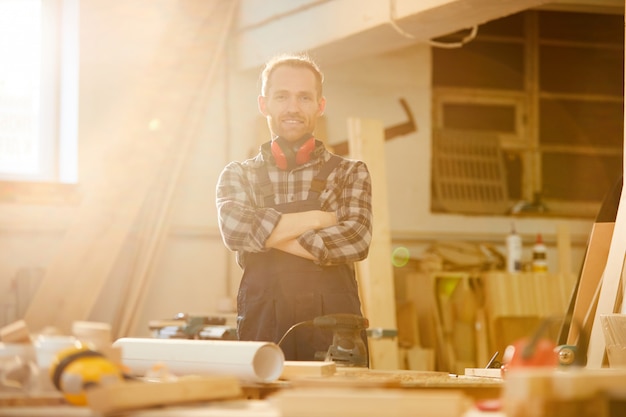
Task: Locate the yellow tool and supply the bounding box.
[49,342,124,406]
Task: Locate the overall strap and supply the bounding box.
[307,155,341,201]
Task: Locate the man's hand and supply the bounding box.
[265,210,336,249]
[272,238,316,260]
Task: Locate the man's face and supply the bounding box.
[258,65,326,142]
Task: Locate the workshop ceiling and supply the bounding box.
[235,0,625,71]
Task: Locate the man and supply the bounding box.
[216,53,372,362]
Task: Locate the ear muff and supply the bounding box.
[270,140,290,170]
[295,136,316,165]
[271,135,315,170]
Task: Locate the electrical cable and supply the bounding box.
[388,0,478,49]
[428,26,478,49]
[277,320,313,347]
[388,0,418,40]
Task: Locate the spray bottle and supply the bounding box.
[506,223,522,273]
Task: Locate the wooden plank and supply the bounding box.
[464,368,502,379]
[347,117,399,370]
[400,346,436,371]
[587,224,626,367]
[270,387,471,417]
[0,320,31,343]
[584,176,624,367]
[86,376,242,414]
[403,272,438,359]
[280,361,337,380]
[566,223,615,345]
[557,222,574,289]
[563,176,620,349]
[433,273,475,373]
[473,286,490,368]
[0,393,65,408]
[396,301,419,348]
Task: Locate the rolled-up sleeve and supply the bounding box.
[216,162,281,253]
[297,160,373,265]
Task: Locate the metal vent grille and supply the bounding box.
[432,130,510,214]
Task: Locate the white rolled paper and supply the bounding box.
[112,338,284,383]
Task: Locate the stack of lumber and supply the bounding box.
[503,368,626,417]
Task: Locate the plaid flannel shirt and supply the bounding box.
[216,141,373,268]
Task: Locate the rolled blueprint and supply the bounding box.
[113,338,284,383]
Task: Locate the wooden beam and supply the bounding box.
[560,177,620,357]
[348,117,399,370]
[86,376,242,414]
[332,98,416,156]
[567,223,615,342]
[236,0,549,70]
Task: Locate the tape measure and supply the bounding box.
[49,342,124,405]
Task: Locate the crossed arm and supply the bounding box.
[216,160,372,265]
[264,210,337,259]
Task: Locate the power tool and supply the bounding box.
[313,313,369,367]
[501,315,587,375]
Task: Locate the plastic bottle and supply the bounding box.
[532,233,548,273]
[506,223,523,273]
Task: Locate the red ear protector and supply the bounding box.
[271,134,316,170]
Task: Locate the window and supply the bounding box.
[431,10,624,218]
[0,0,78,184]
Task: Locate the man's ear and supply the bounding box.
[318,96,327,116]
[258,95,268,116]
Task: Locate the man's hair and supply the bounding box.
[260,53,324,98]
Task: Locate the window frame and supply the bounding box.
[0,0,78,185]
[431,10,623,219]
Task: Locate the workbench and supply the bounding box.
[5,357,626,417]
[0,399,501,417]
[0,368,502,417]
[3,368,626,417]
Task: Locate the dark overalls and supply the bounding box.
[236,156,366,361]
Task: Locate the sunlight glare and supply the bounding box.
[0,0,41,174]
